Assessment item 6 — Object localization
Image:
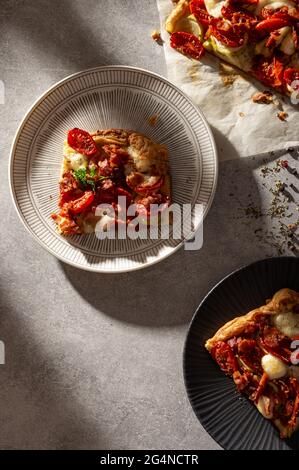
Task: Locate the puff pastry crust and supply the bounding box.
[206,288,299,351]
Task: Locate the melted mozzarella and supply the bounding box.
[280,31,296,55]
[204,0,227,17]
[261,354,288,380]
[273,312,299,338]
[254,0,295,15]
[63,142,89,171]
[68,153,89,171]
[257,395,273,419]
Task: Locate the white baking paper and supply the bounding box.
[156,0,299,161]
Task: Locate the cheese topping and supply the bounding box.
[273,312,299,338]
[261,354,288,380]
[63,141,88,172]
[204,0,227,17]
[257,395,273,419]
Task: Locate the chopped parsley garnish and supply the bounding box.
[74,168,87,184]
[73,167,106,192]
[73,168,96,192]
[90,167,97,177]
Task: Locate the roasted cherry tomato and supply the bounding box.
[211,341,238,375]
[221,4,257,27]
[134,177,164,195]
[170,31,205,60]
[67,128,98,156]
[210,22,245,48]
[69,191,94,214]
[255,17,290,32]
[252,56,284,89]
[284,68,299,90]
[190,0,212,28]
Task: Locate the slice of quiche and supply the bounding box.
[206,288,299,438]
[51,128,171,235]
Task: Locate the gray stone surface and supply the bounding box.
[0,0,298,450]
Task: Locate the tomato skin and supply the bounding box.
[284,68,299,89]
[116,187,133,205]
[170,31,205,60]
[69,191,94,214]
[210,22,245,48]
[221,4,257,28]
[252,56,284,90]
[67,128,98,156]
[255,18,290,32]
[211,341,238,375]
[134,177,164,196]
[190,0,212,28]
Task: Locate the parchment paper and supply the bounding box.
[156,0,299,161]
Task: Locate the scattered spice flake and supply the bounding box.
[277,111,288,121]
[261,159,291,178]
[235,156,299,255]
[148,114,159,127]
[252,91,273,104]
[244,204,262,219]
[151,30,162,44]
[239,112,245,118]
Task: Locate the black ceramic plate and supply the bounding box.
[184,257,299,450]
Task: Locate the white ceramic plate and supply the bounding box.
[9,66,218,273]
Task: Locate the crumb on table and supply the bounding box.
[151,30,162,43]
[252,91,273,104]
[277,111,288,121]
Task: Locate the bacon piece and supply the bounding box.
[211,341,239,376]
[98,159,113,177]
[238,338,257,354]
[233,370,253,391]
[58,171,79,206]
[254,372,268,403]
[288,378,299,429]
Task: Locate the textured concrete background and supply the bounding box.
[0,0,297,450]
